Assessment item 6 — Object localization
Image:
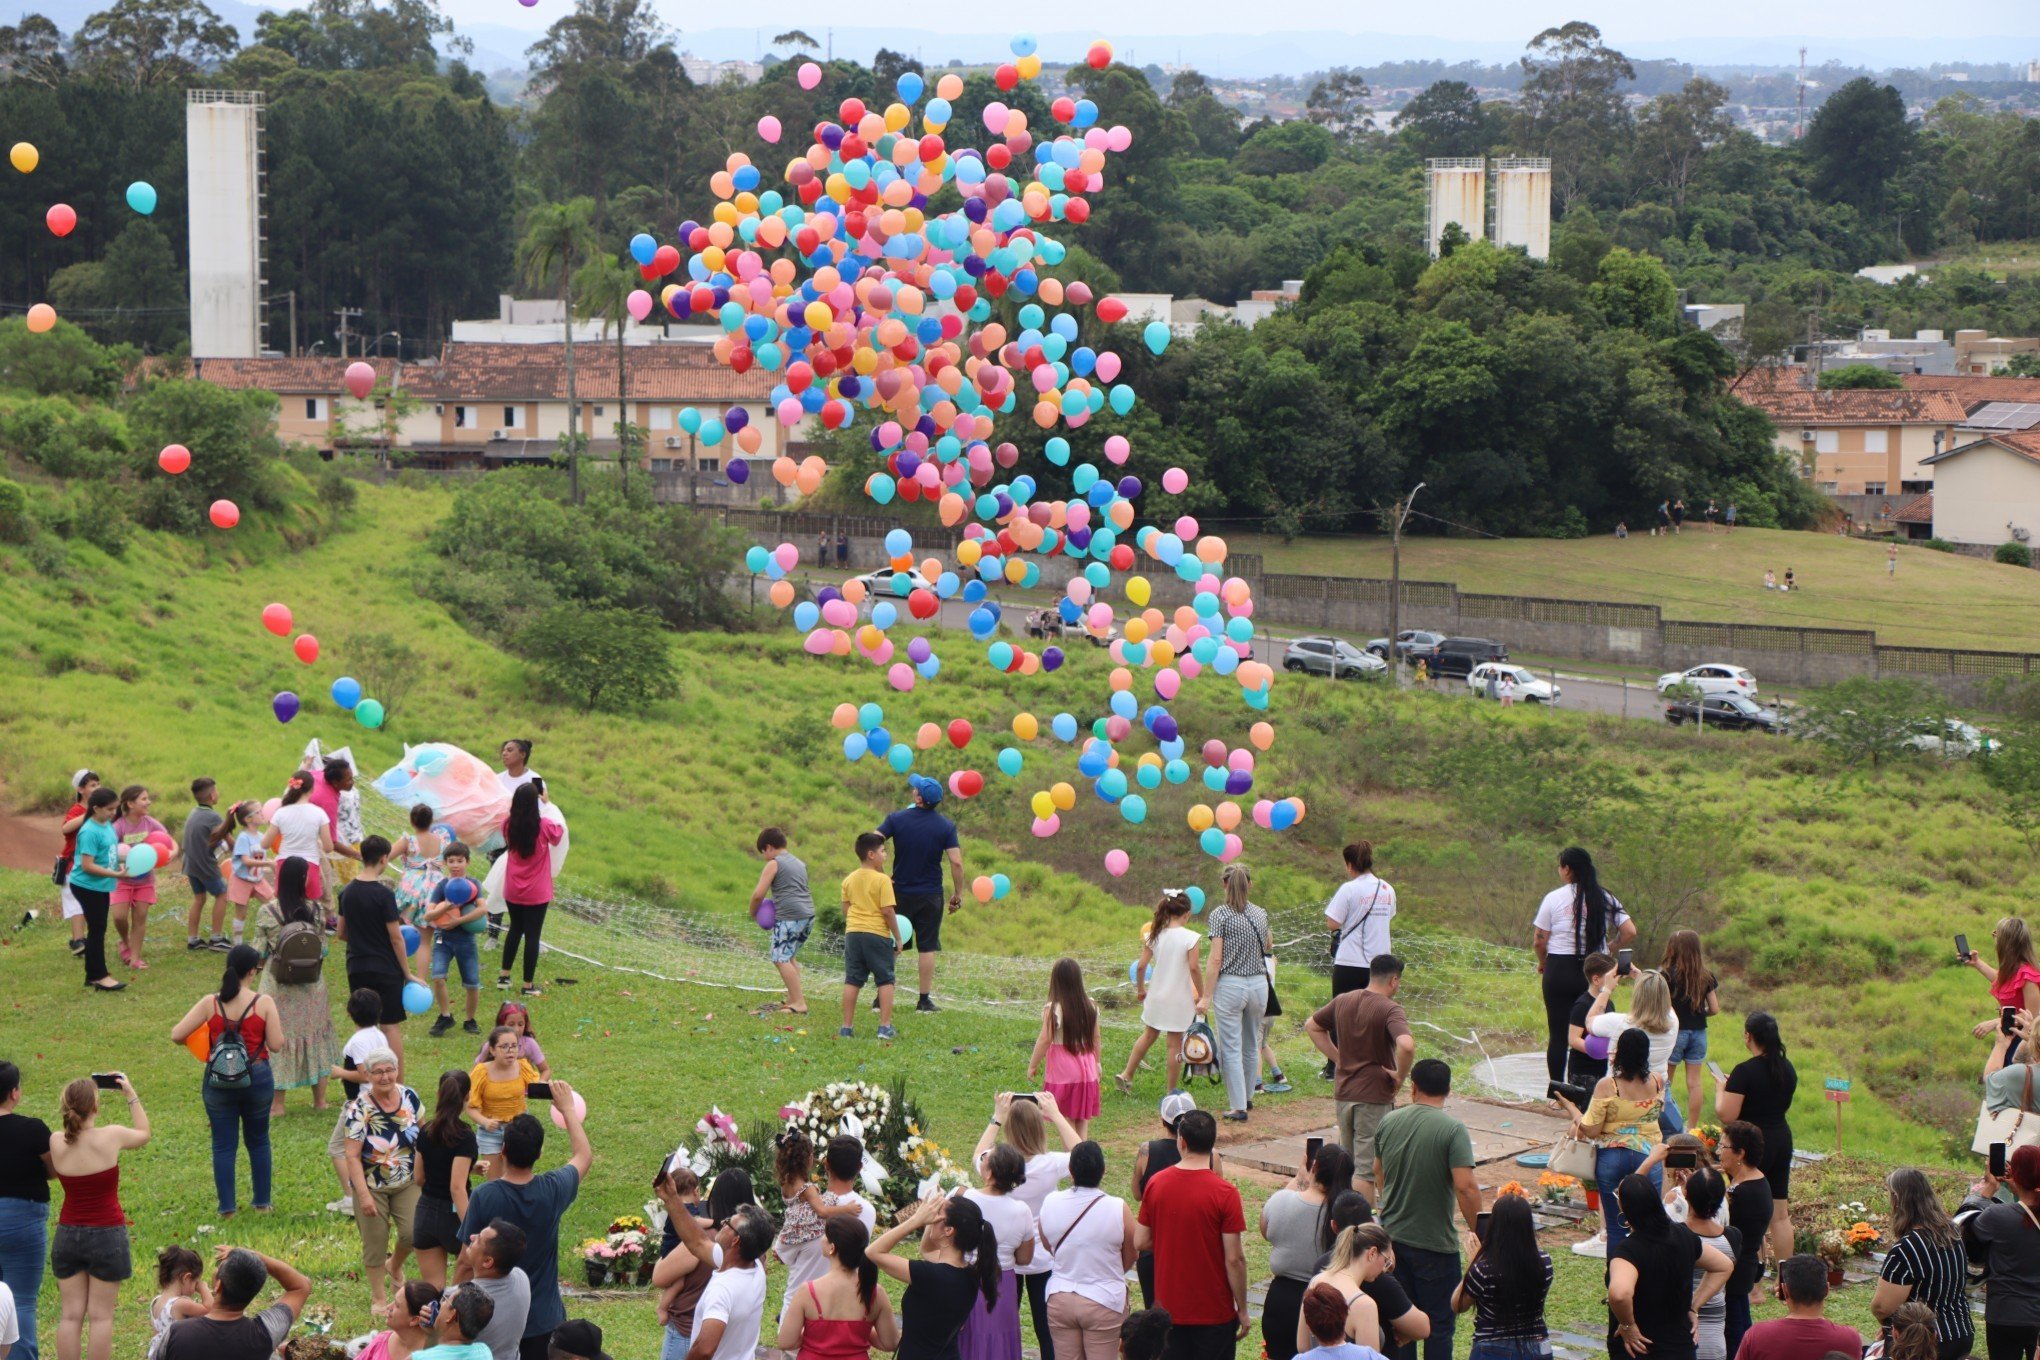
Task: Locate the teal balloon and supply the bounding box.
[988,641,1014,670]
[123,844,158,877]
[402,981,433,1016]
[1045,437,1071,466]
[1203,766,1228,792]
[859,703,884,730]
[1143,321,1171,356]
[991,873,1011,900]
[887,744,915,773]
[1135,762,1162,789]
[1120,794,1147,824]
[1199,827,1225,856]
[746,545,769,573]
[125,181,157,215]
[1109,384,1136,415]
[1165,759,1191,784]
[1185,886,1206,912]
[679,407,703,434]
[1243,684,1271,711]
[354,698,385,729]
[997,748,1024,776]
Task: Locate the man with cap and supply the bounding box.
[1130,1093,1223,1309]
[876,775,965,1013]
[547,1320,610,1360]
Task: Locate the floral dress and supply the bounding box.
[344,1085,423,1188]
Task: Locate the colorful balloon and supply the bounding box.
[345,361,375,399]
[157,443,189,474]
[9,142,35,173]
[24,303,54,333]
[293,634,319,664]
[208,499,239,529]
[272,691,299,724]
[45,203,74,236]
[125,181,157,215]
[262,603,294,635]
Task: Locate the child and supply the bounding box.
[752,826,815,1015]
[838,831,902,1042]
[146,1244,210,1360]
[770,1128,867,1314]
[1027,958,1102,1138]
[426,842,488,1039]
[467,1025,540,1180]
[57,769,99,957]
[393,804,447,975]
[225,801,276,939]
[1763,569,1776,590]
[69,786,124,991]
[1114,891,1202,1096]
[327,987,388,1214]
[111,783,167,968]
[472,1001,550,1077]
[182,777,234,952]
[1662,929,1720,1125]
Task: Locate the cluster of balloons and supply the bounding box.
[261,603,383,728]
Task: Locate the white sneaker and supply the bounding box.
[1570,1230,1606,1258]
[326,1196,353,1214]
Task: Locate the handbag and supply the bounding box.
[1549,1132,1598,1181]
[1972,1064,2040,1155]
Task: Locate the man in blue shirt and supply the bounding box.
[875,775,965,1013]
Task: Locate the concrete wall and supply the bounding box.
[186,97,262,359]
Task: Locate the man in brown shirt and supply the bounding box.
[1306,953,1414,1194]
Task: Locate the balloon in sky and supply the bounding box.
[125,181,156,215]
[157,443,190,474]
[331,676,363,710]
[208,499,239,529]
[344,361,375,400]
[24,303,54,333]
[261,602,292,635]
[355,698,386,729]
[272,691,299,724]
[45,203,74,236]
[293,634,319,664]
[8,142,35,173]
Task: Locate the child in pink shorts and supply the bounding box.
[111,783,168,968]
[225,801,276,941]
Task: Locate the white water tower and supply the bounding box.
[1491,157,1552,261]
[186,89,266,358]
[1425,158,1486,258]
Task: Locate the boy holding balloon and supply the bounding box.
[425,844,488,1038]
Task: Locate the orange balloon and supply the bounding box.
[1250,722,1275,750]
[1215,802,1242,831]
[768,579,795,608]
[25,302,55,333]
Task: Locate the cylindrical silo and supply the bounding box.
[1492,157,1552,261]
[1425,158,1487,258]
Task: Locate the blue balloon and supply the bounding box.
[794,601,820,630]
[629,233,657,265]
[1270,801,1297,831]
[401,924,421,954]
[997,748,1024,776]
[330,676,362,711]
[401,982,433,1017]
[844,733,868,761]
[896,71,924,104]
[1077,746,1110,778]
[1120,794,1147,824]
[884,528,912,556]
[1110,691,1137,719]
[125,181,157,215]
[1200,827,1226,856]
[1051,712,1078,742]
[866,726,892,755]
[871,601,898,630]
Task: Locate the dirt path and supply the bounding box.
[0,794,58,873]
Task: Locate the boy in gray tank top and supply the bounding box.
[751,827,814,1014]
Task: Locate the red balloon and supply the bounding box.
[955,769,984,798]
[293,634,319,664]
[260,602,292,636]
[651,244,681,275]
[209,499,240,529]
[994,63,1019,90]
[1065,197,1091,224]
[1097,296,1128,323]
[45,203,75,237]
[344,361,375,400]
[1109,544,1135,570]
[1051,98,1076,123]
[157,443,190,474]
[947,719,973,749]
[838,98,867,124]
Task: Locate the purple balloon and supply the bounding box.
[1042,646,1065,672]
[724,406,749,432]
[272,691,299,724]
[727,458,750,484]
[1154,715,1179,743]
[1225,770,1254,795]
[907,636,933,663]
[755,898,777,930]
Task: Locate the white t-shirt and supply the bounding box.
[0,1280,18,1348]
[271,802,327,861]
[1532,885,1629,958]
[498,769,540,795]
[1326,874,1396,970]
[1589,1011,1677,1074]
[1038,1188,1127,1312]
[964,1188,1040,1272]
[343,1026,384,1064]
[691,1260,768,1360]
[1011,1152,1070,1275]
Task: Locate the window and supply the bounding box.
[649,458,674,472]
[1815,430,1839,453]
[1864,429,1889,454]
[1818,481,1839,493]
[303,397,326,420]
[453,406,476,429]
[502,406,520,429]
[1864,482,1885,496]
[697,456,720,472]
[592,405,605,418]
[648,407,674,431]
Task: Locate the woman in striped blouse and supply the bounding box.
[1873,1169,1973,1360]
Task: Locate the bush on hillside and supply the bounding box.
[518,605,679,713]
[0,317,129,399]
[1922,538,1955,552]
[1995,542,2033,568]
[0,397,131,478]
[125,378,290,531]
[0,475,26,541]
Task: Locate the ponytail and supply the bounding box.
[1558,846,1610,955]
[943,1196,1001,1309]
[219,943,261,1008]
[1222,863,1251,914]
[825,1217,877,1309]
[1147,891,1190,946]
[59,1078,96,1143]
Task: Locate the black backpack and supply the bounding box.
[203,998,254,1091]
[267,901,325,985]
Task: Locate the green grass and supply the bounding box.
[1230,525,2040,651]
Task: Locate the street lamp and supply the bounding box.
[1388,481,1425,687]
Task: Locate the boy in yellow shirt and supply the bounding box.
[839,831,901,1041]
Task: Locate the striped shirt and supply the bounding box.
[1207,904,1270,977]
[1461,1251,1553,1343]
[1879,1231,1974,1348]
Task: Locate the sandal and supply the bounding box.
[1114,1073,1134,1095]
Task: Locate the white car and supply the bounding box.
[1466,663,1561,704]
[1656,663,1758,698]
[809,568,938,602]
[1904,719,2002,758]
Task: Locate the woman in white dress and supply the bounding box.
[1114,891,1203,1096]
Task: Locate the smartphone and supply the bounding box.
[1707,1061,1726,1083]
[1305,1136,1325,1168]
[90,1073,121,1091]
[2006,1008,2022,1038]
[1666,1148,1698,1170]
[1475,1211,1492,1243]
[1011,1093,1039,1105]
[1958,933,1972,963]
[1617,948,1634,977]
[1992,1142,2010,1179]
[525,1082,553,1101]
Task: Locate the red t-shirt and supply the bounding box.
[1136,1164,1244,1326]
[62,802,86,857]
[1733,1317,1863,1360]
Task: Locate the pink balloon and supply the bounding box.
[1219,833,1243,863]
[1031,814,1061,838]
[1104,435,1130,464]
[821,599,856,628]
[983,102,1010,134]
[1104,715,1132,741]
[779,398,804,425]
[1155,669,1180,700]
[1252,799,1275,829]
[1228,748,1255,772]
[798,61,822,89]
[803,629,834,655]
[1179,655,1203,680]
[1107,124,1133,152]
[1105,848,1129,877]
[1162,467,1189,494]
[887,662,915,691]
[1202,739,1226,766]
[344,360,375,400]
[757,115,782,142]
[1174,516,1200,539]
[547,1089,588,1129]
[627,289,653,321]
[1066,577,1092,604]
[1096,352,1122,383]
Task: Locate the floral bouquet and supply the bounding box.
[580,1238,618,1265]
[1691,1123,1723,1153]
[782,1081,894,1147]
[1816,1229,1849,1267]
[1496,1180,1525,1200]
[609,1213,650,1236]
[1536,1171,1579,1204]
[898,1118,970,1202]
[1845,1221,1879,1255]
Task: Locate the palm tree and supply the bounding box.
[516,198,600,503]
[573,252,644,496]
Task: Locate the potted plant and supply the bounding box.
[609,1215,653,1286]
[580,1238,616,1288]
[1536,1171,1579,1205]
[1816,1230,1848,1286]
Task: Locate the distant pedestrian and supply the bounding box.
[1763,570,1776,591]
[1888,543,1899,577]
[1614,522,1628,540]
[1703,501,1718,531]
[1783,568,1795,592]
[835,534,849,569]
[1497,674,1515,709]
[1671,499,1686,533]
[1655,503,1670,536]
[817,535,829,569]
[1412,659,1429,687]
[1724,503,1736,533]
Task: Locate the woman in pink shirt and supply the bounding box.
[496,783,561,997]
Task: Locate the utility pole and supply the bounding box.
[334,307,361,358]
[1795,47,1807,140]
[1388,481,1425,688]
[285,290,297,357]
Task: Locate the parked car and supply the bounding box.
[1664,693,1787,733]
[1407,636,1509,680]
[811,568,938,602]
[1025,610,1116,647]
[1364,629,1446,660]
[1903,718,2001,757]
[1465,663,1561,704]
[1656,663,1759,698]
[1282,636,1388,679]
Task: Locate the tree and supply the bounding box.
[1632,78,1732,209]
[519,605,678,712]
[344,632,424,722]
[0,317,126,398]
[1802,78,1912,218]
[46,220,184,350]
[1518,22,1635,210]
[252,0,460,70]
[1393,80,1497,161]
[1303,68,1370,144]
[2006,355,2040,378]
[871,47,922,90]
[0,14,68,86]
[1588,247,1677,335]
[573,251,644,495]
[126,377,287,532]
[1724,298,1803,380]
[527,0,671,78]
[1231,120,1336,176]
[771,29,818,52]
[1796,676,1943,771]
[71,0,238,87]
[516,199,600,504]
[1818,364,1905,390]
[332,377,420,467]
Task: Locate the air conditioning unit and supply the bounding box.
[665,436,685,449]
[490,429,507,442]
[1800,429,1817,442]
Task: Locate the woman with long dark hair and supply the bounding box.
[1453,1194,1553,1360]
[1678,1169,1733,1360]
[1028,959,1102,1138]
[958,1145,1036,1360]
[1262,1145,1358,1360]
[1660,930,1720,1127]
[1713,1011,1798,1263]
[411,1070,475,1288]
[1605,1176,1732,1360]
[168,944,282,1216]
[872,1193,1003,1360]
[778,1218,901,1360]
[1555,1028,1663,1251]
[1715,1122,1772,1360]
[1531,848,1636,1083]
[253,856,338,1117]
[1873,1169,1972,1360]
[496,784,561,997]
[269,771,336,906]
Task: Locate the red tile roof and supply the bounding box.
[1731,375,1967,427]
[1902,373,2040,413]
[404,342,776,403]
[187,356,399,393]
[1892,494,1933,524]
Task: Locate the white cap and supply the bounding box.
[71,769,94,790]
[1159,1092,1197,1127]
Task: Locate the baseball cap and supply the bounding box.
[70,769,95,790]
[908,774,944,807]
[551,1321,612,1360]
[1159,1092,1197,1127]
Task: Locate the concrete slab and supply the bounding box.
[1226,1095,1570,1179]
[1474,1051,1553,1102]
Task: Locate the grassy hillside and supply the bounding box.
[1231,525,2040,651]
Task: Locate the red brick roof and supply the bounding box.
[1902,373,2040,413]
[404,342,776,403]
[187,356,400,393]
[1731,374,1967,427]
[1892,494,1933,524]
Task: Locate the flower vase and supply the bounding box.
[585,1261,610,1289]
[1826,1265,1844,1288]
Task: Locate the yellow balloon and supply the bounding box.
[1124,618,1149,644]
[1050,782,1077,811]
[957,539,983,567]
[1126,575,1151,606]
[1012,712,1039,741]
[1031,791,1056,820]
[1016,53,1042,79]
[9,142,36,173]
[1187,804,1214,833]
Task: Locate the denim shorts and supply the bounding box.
[769,917,813,965]
[50,1223,131,1282]
[432,931,481,988]
[1669,1029,1709,1064]
[476,1125,505,1155]
[843,932,896,988]
[187,871,227,897]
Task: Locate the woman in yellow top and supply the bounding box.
[1554,1027,1664,1253]
[466,1025,539,1180]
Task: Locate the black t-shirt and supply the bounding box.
[1725,1057,1798,1132]
[0,1113,53,1202]
[158,1306,295,1360]
[1726,1177,1775,1294]
[340,879,405,980]
[416,1123,479,1202]
[1665,967,1717,1032]
[1608,1226,1702,1360]
[900,1259,980,1360]
[1568,992,1609,1083]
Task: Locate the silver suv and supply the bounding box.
[1282,636,1388,679]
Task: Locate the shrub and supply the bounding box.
[0,476,26,542]
[518,606,679,713]
[1922,538,1955,553]
[1995,541,2032,568]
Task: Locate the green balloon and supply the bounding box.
[355,698,386,729]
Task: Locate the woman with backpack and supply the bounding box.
[254,857,340,1118]
[168,944,283,1216]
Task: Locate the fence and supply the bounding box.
[686,506,2040,704]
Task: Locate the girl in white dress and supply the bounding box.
[1115,891,1203,1096]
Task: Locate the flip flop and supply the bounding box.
[1114,1074,1134,1095]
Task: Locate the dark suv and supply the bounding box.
[1409,636,1508,679]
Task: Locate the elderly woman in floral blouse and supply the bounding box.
[343,1048,423,1311]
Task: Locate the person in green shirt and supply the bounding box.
[68,786,125,991]
[1370,1059,1481,1360]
